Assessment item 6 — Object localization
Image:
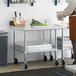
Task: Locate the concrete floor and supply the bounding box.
[0,58,74,73]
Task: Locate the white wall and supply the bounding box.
[0,0,71,63]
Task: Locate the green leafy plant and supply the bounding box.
[30,19,48,26]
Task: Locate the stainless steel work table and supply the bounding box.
[11,25,72,69]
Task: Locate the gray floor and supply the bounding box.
[0,58,74,73]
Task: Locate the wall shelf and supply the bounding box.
[54,0,69,6]
[7,0,35,7]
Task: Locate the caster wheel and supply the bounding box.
[55,60,59,66]
[71,54,74,59]
[62,60,65,65]
[14,58,18,64]
[50,55,53,61]
[24,64,28,69]
[43,56,47,61]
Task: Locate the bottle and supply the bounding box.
[30,0,33,6]
[7,0,9,7]
[55,0,57,5]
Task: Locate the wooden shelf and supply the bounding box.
[7,0,35,7]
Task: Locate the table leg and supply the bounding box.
[13,29,16,60]
[49,30,54,61]
[49,30,52,58]
[54,29,59,66]
[13,29,18,64]
[61,28,65,65]
[24,31,27,69]
[55,29,57,61]
[42,30,47,61]
[43,30,45,57]
[62,28,64,60]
